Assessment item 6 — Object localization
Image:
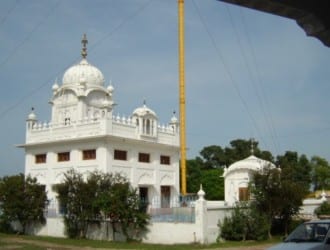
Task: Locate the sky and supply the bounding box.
[1,0,330,177]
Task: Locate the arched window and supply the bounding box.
[64,118,71,125]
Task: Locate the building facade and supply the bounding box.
[19,34,180,213]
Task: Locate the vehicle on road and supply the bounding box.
[268,220,330,250]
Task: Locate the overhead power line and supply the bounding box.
[0,0,20,28]
[225,5,281,155]
[237,8,281,155]
[191,0,267,148]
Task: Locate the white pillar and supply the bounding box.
[195,185,208,244]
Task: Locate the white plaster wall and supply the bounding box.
[143,222,198,244]
[300,198,324,218]
[33,218,66,238]
[224,170,250,206]
[29,219,199,244]
[206,202,233,243]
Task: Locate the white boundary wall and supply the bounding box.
[28,188,235,244]
[27,189,325,245]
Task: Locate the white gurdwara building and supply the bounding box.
[19,35,180,211]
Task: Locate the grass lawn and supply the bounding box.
[0,233,280,250]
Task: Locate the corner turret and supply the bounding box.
[26,107,37,130]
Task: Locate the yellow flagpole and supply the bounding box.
[178,0,187,195]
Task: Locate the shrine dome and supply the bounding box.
[62,59,104,86]
[62,34,105,87]
[223,155,276,177]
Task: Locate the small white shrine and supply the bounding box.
[19,34,180,213]
[223,154,276,206]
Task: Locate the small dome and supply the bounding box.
[170,114,178,124]
[224,155,275,176]
[107,84,114,93]
[132,103,157,118]
[62,59,105,86]
[52,83,59,91]
[27,109,37,121]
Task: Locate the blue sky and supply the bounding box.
[1,0,330,176]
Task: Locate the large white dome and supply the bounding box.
[62,59,105,86]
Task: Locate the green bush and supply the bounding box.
[315,202,330,217]
[218,203,269,241]
[0,220,14,234]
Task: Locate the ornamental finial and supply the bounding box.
[250,138,255,155]
[81,33,88,59]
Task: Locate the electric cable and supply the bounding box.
[191,0,267,148]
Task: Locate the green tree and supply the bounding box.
[311,156,330,191]
[251,164,306,238]
[250,166,282,239]
[277,179,304,235]
[276,151,311,192]
[186,159,202,194]
[97,180,149,240]
[225,139,253,165]
[55,170,149,241]
[0,174,47,234]
[198,145,226,169]
[201,168,224,200]
[54,169,96,238]
[186,159,224,200]
[224,139,273,166]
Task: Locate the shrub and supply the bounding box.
[315,202,330,217]
[218,202,269,241]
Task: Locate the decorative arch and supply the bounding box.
[138,172,154,185]
[160,173,174,186]
[33,172,46,184]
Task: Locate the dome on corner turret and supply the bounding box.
[27,108,37,121]
[132,102,157,118]
[62,59,105,86]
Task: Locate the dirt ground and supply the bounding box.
[1,236,275,250]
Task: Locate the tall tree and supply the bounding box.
[310,156,330,191]
[277,151,311,192]
[250,166,282,239]
[186,159,224,200]
[251,164,306,238]
[224,139,273,166]
[0,174,47,234]
[186,159,202,194]
[201,168,224,200]
[198,145,226,169]
[277,179,304,235]
[225,139,253,165]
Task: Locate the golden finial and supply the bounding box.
[81,33,88,59]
